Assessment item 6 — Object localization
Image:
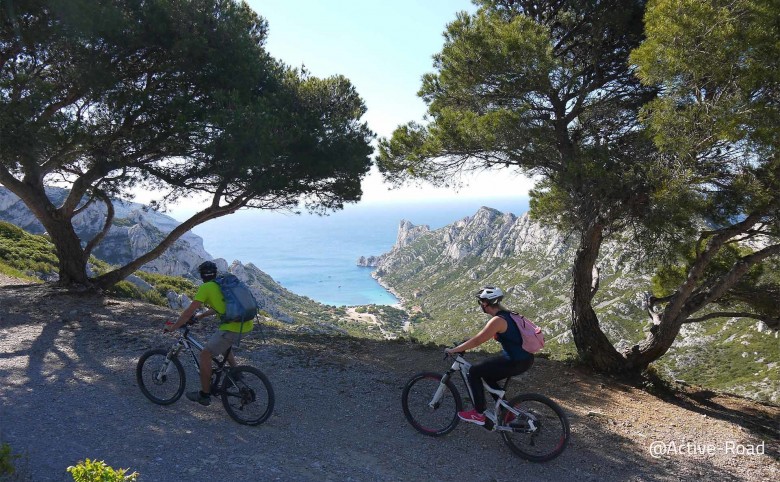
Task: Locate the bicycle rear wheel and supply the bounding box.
[499,393,570,462]
[136,348,185,405]
[220,366,274,426]
[401,372,462,437]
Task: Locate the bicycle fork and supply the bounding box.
[428,371,454,409]
[155,346,182,382]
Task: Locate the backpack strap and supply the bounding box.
[234,313,265,348]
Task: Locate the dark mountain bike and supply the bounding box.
[401,350,570,462]
[136,320,274,426]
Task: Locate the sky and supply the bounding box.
[240,0,535,204]
[132,1,535,213]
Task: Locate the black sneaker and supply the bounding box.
[186,390,211,406]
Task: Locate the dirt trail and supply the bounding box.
[0,278,777,481]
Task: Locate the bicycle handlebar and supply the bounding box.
[163,315,198,334]
[444,340,468,360]
[443,340,469,360]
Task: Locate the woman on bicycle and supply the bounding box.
[445,286,533,425]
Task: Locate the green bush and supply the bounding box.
[0,441,30,480]
[88,258,113,276]
[107,281,145,300]
[0,443,20,477]
[140,289,167,306]
[0,261,40,282]
[111,217,134,227]
[134,272,196,297]
[67,459,138,482]
[0,222,59,276]
[0,222,25,240]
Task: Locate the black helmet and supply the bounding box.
[198,261,218,281]
[475,286,504,305]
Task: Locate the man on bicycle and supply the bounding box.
[445,286,533,425]
[165,261,253,406]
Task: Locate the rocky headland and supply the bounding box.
[359,207,779,403]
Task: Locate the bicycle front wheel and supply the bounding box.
[499,393,570,462]
[220,366,274,426]
[136,348,185,405]
[401,372,462,437]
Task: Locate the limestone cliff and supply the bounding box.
[0,186,209,276]
[0,186,349,332]
[370,206,779,403]
[357,219,431,267]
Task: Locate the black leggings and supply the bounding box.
[468,356,534,413]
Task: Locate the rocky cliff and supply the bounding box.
[0,186,210,277]
[0,186,349,330]
[369,206,779,403]
[358,220,433,267]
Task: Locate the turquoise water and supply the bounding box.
[188,198,528,306]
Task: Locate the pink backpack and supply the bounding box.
[509,312,545,354]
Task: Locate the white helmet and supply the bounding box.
[475,286,504,305]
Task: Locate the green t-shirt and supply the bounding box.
[193,280,253,334]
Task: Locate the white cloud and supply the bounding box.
[359,166,536,204]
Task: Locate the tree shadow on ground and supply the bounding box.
[248,330,776,481]
[643,382,779,459]
[1,286,777,481]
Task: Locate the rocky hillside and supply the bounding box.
[366,207,780,403]
[0,217,394,339]
[0,186,374,332]
[0,186,209,277]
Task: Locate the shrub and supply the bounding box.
[111,217,134,227]
[0,222,25,240]
[0,222,59,276]
[66,459,138,482]
[140,289,167,306]
[0,442,30,481]
[0,261,40,282]
[0,443,20,477]
[107,281,144,300]
[134,272,197,297]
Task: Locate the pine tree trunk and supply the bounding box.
[624,318,684,369]
[570,222,627,372]
[43,218,89,286]
[2,179,91,286]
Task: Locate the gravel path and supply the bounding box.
[0,280,777,481]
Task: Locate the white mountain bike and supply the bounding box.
[401,350,570,462]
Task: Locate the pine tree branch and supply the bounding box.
[82,190,114,262]
[684,312,779,330]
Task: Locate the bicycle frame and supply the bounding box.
[158,327,229,386]
[434,354,538,432]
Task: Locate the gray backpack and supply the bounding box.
[214,274,258,322]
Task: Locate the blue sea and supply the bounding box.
[184,198,529,306]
